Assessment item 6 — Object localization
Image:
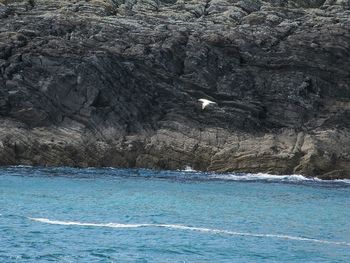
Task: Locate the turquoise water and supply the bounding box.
[0,167,349,262]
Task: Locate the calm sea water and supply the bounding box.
[0,167,349,262]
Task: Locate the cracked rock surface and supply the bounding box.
[0,0,349,178]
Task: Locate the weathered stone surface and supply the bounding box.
[0,0,349,178]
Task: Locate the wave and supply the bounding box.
[181,166,197,172]
[4,165,350,183]
[210,173,310,181]
[4,166,350,184]
[29,218,350,247]
[333,179,350,184]
[29,218,146,228]
[209,173,350,184]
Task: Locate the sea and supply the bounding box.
[0,166,349,262]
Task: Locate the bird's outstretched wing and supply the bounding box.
[198,99,216,109]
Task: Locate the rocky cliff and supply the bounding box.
[0,0,349,178]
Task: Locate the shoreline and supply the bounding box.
[0,121,349,180]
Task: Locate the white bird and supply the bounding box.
[198,98,217,110]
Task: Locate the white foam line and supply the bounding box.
[210,173,350,184]
[211,173,311,181]
[333,179,350,184]
[29,218,148,228]
[29,218,350,247]
[181,166,197,172]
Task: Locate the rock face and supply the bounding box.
[0,0,349,179]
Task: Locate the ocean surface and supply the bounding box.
[0,167,349,262]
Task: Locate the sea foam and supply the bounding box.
[209,173,350,184]
[210,173,311,181]
[29,217,350,247]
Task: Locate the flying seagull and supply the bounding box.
[198,99,217,110]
